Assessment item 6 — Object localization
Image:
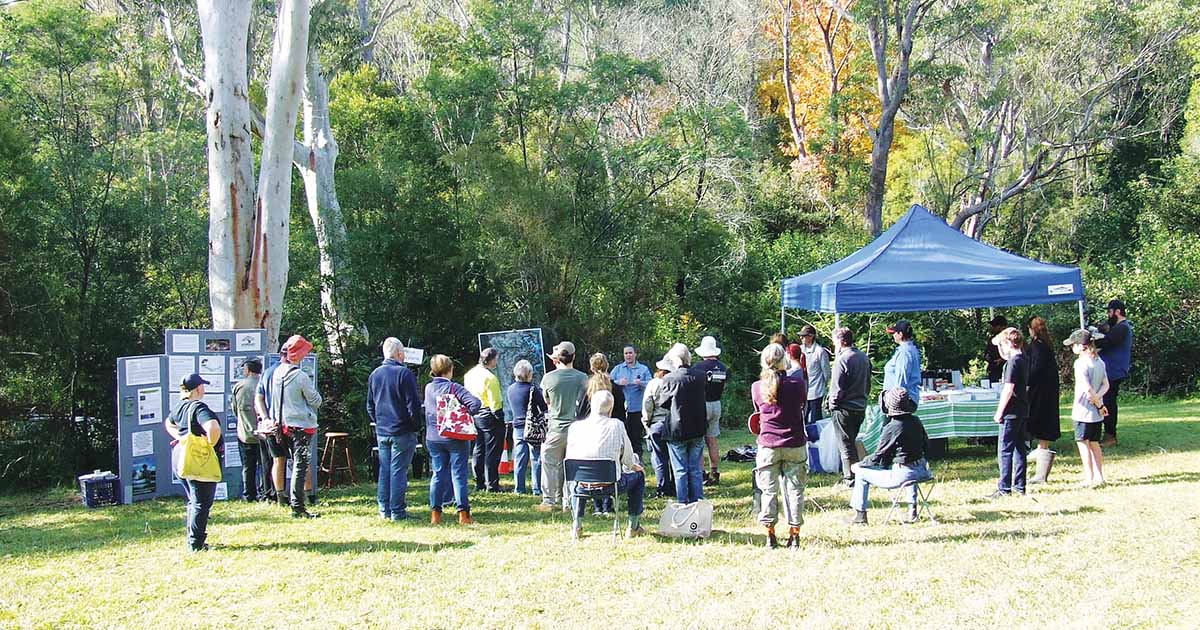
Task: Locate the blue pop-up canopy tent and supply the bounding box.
[780,204,1085,328]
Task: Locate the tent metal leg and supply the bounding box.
[780,304,786,335]
[1078,300,1086,329]
[835,312,840,329]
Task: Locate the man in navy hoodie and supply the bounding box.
[368,337,423,520]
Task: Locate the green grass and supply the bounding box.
[2,399,1199,629]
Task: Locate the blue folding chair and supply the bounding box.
[565,458,620,540]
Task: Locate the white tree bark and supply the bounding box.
[196,1,256,330]
[294,52,364,361]
[250,0,310,347]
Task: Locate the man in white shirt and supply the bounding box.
[566,390,646,539]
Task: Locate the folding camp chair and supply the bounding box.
[884,473,938,524]
[565,458,620,540]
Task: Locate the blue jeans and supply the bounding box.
[998,416,1029,494]
[181,479,217,550]
[851,459,930,512]
[376,432,417,518]
[667,437,705,504]
[571,471,646,520]
[428,439,471,512]
[513,425,541,495]
[648,422,674,495]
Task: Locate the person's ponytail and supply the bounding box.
[759,344,787,404]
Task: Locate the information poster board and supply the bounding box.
[478,328,545,422]
[117,329,305,504]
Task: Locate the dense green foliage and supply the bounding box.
[1,0,1198,487]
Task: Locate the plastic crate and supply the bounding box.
[78,471,120,508]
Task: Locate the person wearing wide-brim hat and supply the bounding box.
[163,373,223,551]
[691,336,728,486]
[985,315,1009,382]
[1065,328,1110,486]
[848,388,930,525]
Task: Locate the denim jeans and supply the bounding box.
[287,430,313,513]
[181,478,217,549]
[428,439,472,512]
[755,445,807,527]
[472,410,505,491]
[513,425,541,495]
[998,416,1029,494]
[540,431,568,506]
[376,432,417,518]
[256,440,276,499]
[648,422,674,495]
[570,470,646,520]
[238,440,259,501]
[851,459,930,512]
[666,437,705,504]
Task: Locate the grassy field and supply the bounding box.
[2,399,1198,629]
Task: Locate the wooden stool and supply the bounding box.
[319,432,358,489]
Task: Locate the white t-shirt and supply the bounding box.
[1072,355,1109,424]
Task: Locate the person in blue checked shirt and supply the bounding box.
[610,345,652,458]
[882,320,922,407]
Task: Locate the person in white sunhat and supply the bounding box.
[690,336,728,486]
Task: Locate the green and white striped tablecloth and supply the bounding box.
[858,398,1001,452]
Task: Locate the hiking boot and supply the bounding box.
[430,509,442,526]
[848,510,868,525]
[625,525,646,539]
[291,510,320,519]
[307,493,318,506]
[766,526,779,549]
[785,526,800,548]
[457,509,475,525]
[1102,435,1118,448]
[704,471,720,487]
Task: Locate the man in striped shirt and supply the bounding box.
[566,390,646,538]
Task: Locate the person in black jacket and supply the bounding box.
[848,388,931,525]
[654,343,708,504]
[827,327,871,486]
[1026,317,1061,484]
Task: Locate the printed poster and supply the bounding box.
[198,355,225,377]
[124,357,160,387]
[168,356,194,392]
[172,334,200,354]
[236,332,261,352]
[131,430,154,457]
[137,387,162,426]
[130,459,156,498]
[214,482,228,501]
[224,444,241,468]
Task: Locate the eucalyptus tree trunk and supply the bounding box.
[295,53,363,360]
[250,0,310,347]
[196,1,257,330]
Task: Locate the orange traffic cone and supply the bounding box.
[499,439,513,474]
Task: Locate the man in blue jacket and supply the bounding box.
[1096,299,1133,447]
[368,337,423,520]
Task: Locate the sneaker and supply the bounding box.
[534,503,556,513]
[1101,435,1118,448]
[291,510,320,519]
[987,490,1012,500]
[703,472,720,487]
[189,543,210,552]
[390,513,411,521]
[903,507,919,524]
[625,525,646,538]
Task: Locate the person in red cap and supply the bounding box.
[256,335,323,518]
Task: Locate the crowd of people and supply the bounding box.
[162,299,1133,551]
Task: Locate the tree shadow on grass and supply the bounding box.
[689,526,1063,548]
[225,539,474,554]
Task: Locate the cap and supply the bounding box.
[798,324,817,338]
[887,320,913,336]
[1106,299,1126,311]
[547,341,576,361]
[988,315,1008,327]
[181,373,210,391]
[1064,328,1104,346]
[990,326,1021,347]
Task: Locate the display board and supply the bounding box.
[478,328,545,422]
[116,329,318,504]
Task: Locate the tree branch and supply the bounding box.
[157,4,206,99]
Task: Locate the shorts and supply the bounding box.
[1074,421,1102,442]
[705,401,722,438]
[263,433,289,458]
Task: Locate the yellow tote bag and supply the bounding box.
[177,432,222,482]
[171,402,222,483]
